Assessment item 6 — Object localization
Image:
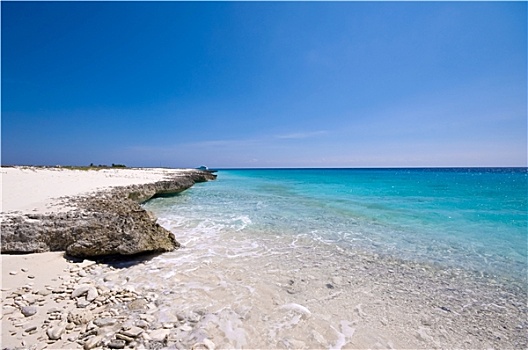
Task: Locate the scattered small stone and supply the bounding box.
[187,312,201,323]
[68,309,94,325]
[72,285,98,302]
[78,260,97,269]
[104,273,120,282]
[135,320,149,329]
[24,326,37,333]
[127,298,148,311]
[47,307,63,314]
[108,339,126,349]
[93,317,117,327]
[20,305,37,317]
[180,325,193,332]
[9,271,18,275]
[21,268,29,272]
[192,338,216,350]
[121,325,144,338]
[139,314,156,323]
[77,299,92,308]
[83,335,103,350]
[116,333,134,342]
[47,324,66,340]
[3,306,17,316]
[149,328,170,342]
[27,275,35,279]
[37,289,52,297]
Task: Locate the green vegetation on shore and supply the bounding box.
[1,164,128,170]
[62,164,128,170]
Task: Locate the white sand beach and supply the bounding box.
[1,166,192,215]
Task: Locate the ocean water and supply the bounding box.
[146,168,527,282]
[133,168,527,348]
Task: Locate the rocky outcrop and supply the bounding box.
[1,170,216,257]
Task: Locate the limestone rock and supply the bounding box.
[121,325,144,338]
[149,328,170,342]
[93,317,117,327]
[108,339,126,349]
[72,285,98,301]
[47,324,65,340]
[68,309,94,325]
[84,335,103,350]
[20,305,37,317]
[1,170,215,257]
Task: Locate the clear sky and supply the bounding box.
[2,1,526,168]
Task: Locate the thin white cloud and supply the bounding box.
[275,130,328,140]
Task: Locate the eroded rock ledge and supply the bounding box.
[1,170,216,257]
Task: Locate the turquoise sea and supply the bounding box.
[135,168,528,348]
[146,168,527,283]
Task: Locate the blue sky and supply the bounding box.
[2,2,526,168]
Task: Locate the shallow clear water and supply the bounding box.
[145,168,527,283]
[132,168,528,348]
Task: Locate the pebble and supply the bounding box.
[67,309,94,325]
[1,260,211,350]
[21,306,37,317]
[139,314,156,323]
[78,260,97,269]
[108,339,126,349]
[47,307,63,314]
[121,325,144,338]
[47,324,66,340]
[72,285,98,302]
[24,326,37,333]
[116,333,134,342]
[3,306,17,316]
[93,317,117,327]
[38,289,52,296]
[203,338,216,350]
[180,324,193,332]
[77,299,92,308]
[127,298,148,311]
[9,271,18,275]
[83,335,103,350]
[149,328,170,342]
[104,273,120,282]
[135,320,149,329]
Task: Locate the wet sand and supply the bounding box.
[106,222,527,349]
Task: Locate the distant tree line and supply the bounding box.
[89,163,127,168]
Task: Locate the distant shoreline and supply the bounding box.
[213,166,528,170]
